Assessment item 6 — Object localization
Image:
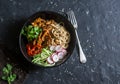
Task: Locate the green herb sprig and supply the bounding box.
[1,64,16,84]
[21,25,42,42]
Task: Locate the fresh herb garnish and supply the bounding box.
[21,25,42,42]
[1,64,16,84]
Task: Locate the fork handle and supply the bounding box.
[75,30,87,63]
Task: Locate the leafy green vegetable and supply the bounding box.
[21,25,42,41]
[1,64,16,84]
[32,48,54,66]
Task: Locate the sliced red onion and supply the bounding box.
[47,57,54,64]
[52,54,59,62]
[58,52,64,59]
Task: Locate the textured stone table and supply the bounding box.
[0,0,120,84]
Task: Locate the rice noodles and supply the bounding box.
[32,17,70,49]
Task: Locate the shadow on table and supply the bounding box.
[1,18,45,72]
[1,18,47,83]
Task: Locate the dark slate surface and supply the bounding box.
[0,0,120,84]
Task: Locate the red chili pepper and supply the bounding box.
[26,43,42,56]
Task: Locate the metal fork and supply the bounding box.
[67,10,87,63]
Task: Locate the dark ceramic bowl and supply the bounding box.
[19,11,76,67]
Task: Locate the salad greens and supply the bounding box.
[32,48,54,66]
[1,64,16,84]
[21,25,42,42]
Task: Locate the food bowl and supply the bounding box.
[19,11,76,67]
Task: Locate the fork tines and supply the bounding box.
[67,10,78,29]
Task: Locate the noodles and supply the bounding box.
[50,24,70,48]
[31,17,70,49]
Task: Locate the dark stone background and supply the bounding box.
[0,0,120,84]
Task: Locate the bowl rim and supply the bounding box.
[19,11,76,68]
